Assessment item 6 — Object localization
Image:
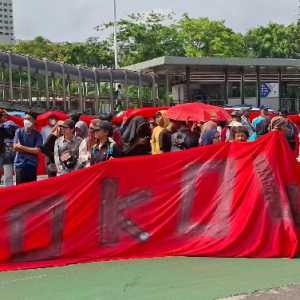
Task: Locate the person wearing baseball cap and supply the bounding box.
[54,119,83,176]
[229,111,243,127]
[90,121,120,165]
[13,114,43,185]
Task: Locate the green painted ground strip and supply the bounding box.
[0,257,300,300]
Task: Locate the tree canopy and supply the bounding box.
[0,12,299,67]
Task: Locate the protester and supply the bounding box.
[70,113,81,124]
[171,122,198,152]
[151,111,169,155]
[159,119,180,153]
[241,108,255,137]
[41,114,58,143]
[122,116,151,156]
[227,111,244,141]
[200,128,220,146]
[199,121,218,144]
[231,126,249,142]
[99,113,123,147]
[78,119,99,168]
[13,114,43,185]
[39,120,64,177]
[114,84,123,111]
[250,105,271,141]
[269,116,289,133]
[0,109,18,186]
[75,121,88,139]
[229,111,243,126]
[90,121,120,165]
[279,111,298,151]
[54,119,82,176]
[219,121,229,142]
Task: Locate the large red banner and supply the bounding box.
[0,132,300,271]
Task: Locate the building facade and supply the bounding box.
[0,0,14,44]
[126,56,300,112]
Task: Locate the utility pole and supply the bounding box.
[298,0,300,25]
[113,0,119,69]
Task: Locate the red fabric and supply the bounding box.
[80,115,95,126]
[0,132,300,271]
[112,107,169,125]
[36,111,69,128]
[166,103,231,122]
[6,115,23,127]
[112,126,123,147]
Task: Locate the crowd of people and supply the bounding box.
[0,104,298,186]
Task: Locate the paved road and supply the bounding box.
[221,285,300,300]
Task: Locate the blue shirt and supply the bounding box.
[14,128,43,168]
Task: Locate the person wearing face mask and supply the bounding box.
[13,114,43,185]
[41,114,58,143]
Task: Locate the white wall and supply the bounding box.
[228,97,279,110]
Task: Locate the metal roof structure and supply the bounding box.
[125,56,300,74]
[0,51,156,86]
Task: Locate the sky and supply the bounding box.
[14,0,299,42]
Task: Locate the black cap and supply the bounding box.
[70,113,81,123]
[61,119,75,129]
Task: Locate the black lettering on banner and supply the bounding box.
[8,196,65,262]
[100,178,152,246]
[253,155,283,221]
[178,159,235,239]
[286,184,300,228]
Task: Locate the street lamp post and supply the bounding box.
[113,0,119,69]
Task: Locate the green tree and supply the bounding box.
[98,11,185,66]
[245,23,300,58]
[178,15,247,57]
[0,36,114,67]
[11,36,58,60]
[55,38,114,67]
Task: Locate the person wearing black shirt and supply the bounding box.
[91,121,120,164]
